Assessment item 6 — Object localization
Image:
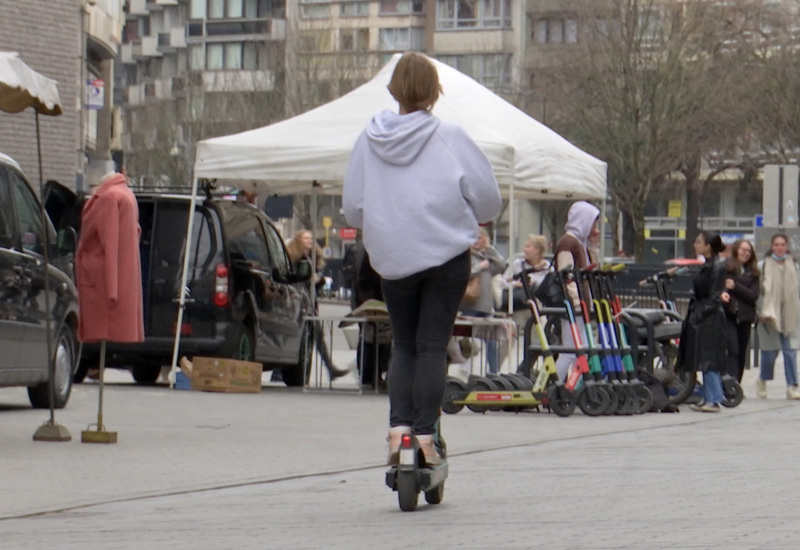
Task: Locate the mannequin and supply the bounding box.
[76,172,143,443]
[76,172,144,343]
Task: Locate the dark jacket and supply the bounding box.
[341,241,382,308]
[725,260,760,324]
[677,257,727,373]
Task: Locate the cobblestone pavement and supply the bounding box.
[1,303,798,549]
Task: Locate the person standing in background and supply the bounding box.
[755,233,800,400]
[724,239,759,384]
[678,231,729,412]
[460,228,506,374]
[553,201,600,383]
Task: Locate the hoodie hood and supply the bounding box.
[564,201,600,247]
[366,110,440,166]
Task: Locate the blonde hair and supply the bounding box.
[286,230,325,270]
[525,234,547,253]
[387,52,442,113]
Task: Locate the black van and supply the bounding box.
[76,191,314,387]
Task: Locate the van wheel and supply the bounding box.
[282,328,311,387]
[29,326,75,409]
[235,323,255,361]
[131,364,160,384]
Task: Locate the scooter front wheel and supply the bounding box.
[397,470,419,512]
[633,383,654,414]
[548,385,576,417]
[578,386,611,417]
[721,377,744,408]
[424,482,445,505]
[441,377,467,415]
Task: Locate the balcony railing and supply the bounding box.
[186,18,285,41]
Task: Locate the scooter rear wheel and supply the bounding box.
[397,470,419,512]
[466,377,499,412]
[424,482,445,505]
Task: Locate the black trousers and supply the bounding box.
[381,250,470,435]
[725,314,751,383]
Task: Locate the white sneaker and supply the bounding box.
[787,386,800,400]
[755,378,767,399]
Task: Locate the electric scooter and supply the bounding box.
[442,267,577,417]
[385,419,448,512]
[557,269,611,416]
[593,267,654,414]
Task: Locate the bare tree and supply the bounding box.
[548,0,752,259]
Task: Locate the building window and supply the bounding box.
[341,2,369,17]
[436,0,511,30]
[190,0,207,19]
[190,44,205,70]
[300,30,333,53]
[205,42,244,69]
[380,0,424,15]
[533,16,578,44]
[378,27,424,50]
[301,0,330,18]
[340,28,369,51]
[438,54,511,87]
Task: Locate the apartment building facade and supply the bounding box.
[0,0,123,191]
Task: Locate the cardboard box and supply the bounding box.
[190,357,262,394]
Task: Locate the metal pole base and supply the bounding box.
[81,427,118,444]
[33,421,72,442]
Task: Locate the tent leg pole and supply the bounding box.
[507,183,515,314]
[169,172,200,388]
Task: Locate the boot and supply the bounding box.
[787,385,800,400]
[416,434,445,466]
[328,365,349,380]
[387,426,411,465]
[755,378,767,399]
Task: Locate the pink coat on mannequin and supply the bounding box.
[76,173,144,343]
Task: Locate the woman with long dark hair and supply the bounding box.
[724,239,760,383]
[678,230,730,412]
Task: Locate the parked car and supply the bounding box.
[0,152,79,408]
[71,190,314,386]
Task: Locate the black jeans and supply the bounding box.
[381,249,470,435]
[725,314,752,383]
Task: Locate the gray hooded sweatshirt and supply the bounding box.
[343,109,501,280]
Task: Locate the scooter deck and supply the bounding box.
[452,391,541,407]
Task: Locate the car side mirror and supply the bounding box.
[56,227,77,255]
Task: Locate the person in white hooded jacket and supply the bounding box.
[553,201,601,382]
[344,52,501,466]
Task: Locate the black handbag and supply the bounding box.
[533,259,564,308]
[501,287,529,312]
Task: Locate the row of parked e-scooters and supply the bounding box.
[440,263,744,417]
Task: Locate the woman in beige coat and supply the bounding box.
[755,234,800,400]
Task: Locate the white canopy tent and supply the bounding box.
[193,54,606,200]
[169,54,608,375]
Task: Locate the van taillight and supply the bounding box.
[213,263,230,307]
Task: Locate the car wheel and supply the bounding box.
[282,327,310,387]
[235,323,255,361]
[131,364,161,385]
[28,326,75,409]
